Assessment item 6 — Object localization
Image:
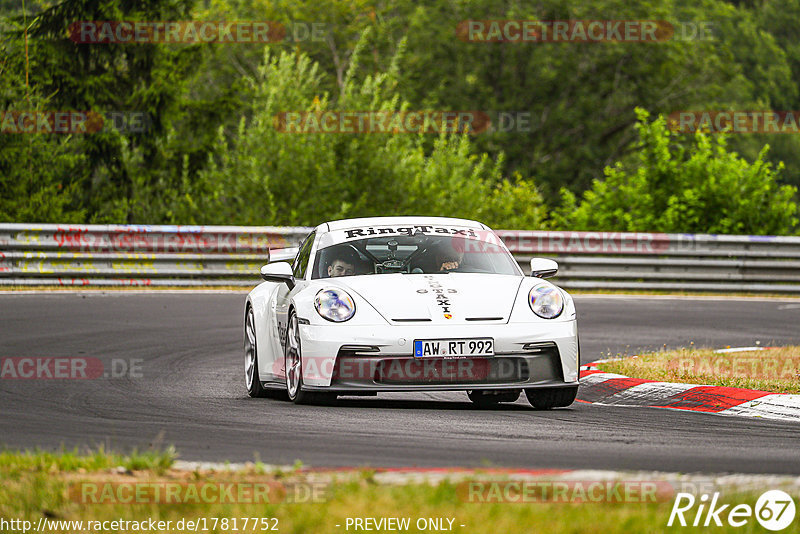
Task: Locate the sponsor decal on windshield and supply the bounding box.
[343,226,478,239]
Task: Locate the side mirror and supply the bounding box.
[530,258,558,278]
[260,262,295,289]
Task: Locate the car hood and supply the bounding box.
[330,273,524,324]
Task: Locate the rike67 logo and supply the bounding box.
[668,490,796,530]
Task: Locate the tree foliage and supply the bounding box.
[0,0,799,234]
[168,40,546,228]
[558,109,798,234]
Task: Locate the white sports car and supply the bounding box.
[244,217,579,408]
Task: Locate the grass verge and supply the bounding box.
[597,346,800,394]
[0,446,176,476]
[1,449,797,533]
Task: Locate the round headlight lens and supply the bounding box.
[314,288,356,322]
[528,284,563,319]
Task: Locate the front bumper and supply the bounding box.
[297,320,579,391]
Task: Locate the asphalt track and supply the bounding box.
[1,292,800,474]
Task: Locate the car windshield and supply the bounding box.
[311,233,520,279]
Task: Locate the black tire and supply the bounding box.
[285,311,336,405]
[467,389,521,406]
[244,306,269,398]
[525,386,578,409]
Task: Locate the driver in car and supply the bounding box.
[327,247,359,277]
[435,246,464,272]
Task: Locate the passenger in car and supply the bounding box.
[435,246,464,272]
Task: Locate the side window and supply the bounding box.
[292,232,315,279]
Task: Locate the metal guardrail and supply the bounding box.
[1,224,799,292]
[0,224,309,286]
[497,230,800,293]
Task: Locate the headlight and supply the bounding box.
[314,288,356,322]
[528,284,563,319]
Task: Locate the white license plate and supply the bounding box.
[413,338,494,358]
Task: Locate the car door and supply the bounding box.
[274,231,315,375]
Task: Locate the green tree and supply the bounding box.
[558,108,798,234]
[0,11,86,222]
[18,0,199,222]
[169,37,546,229]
